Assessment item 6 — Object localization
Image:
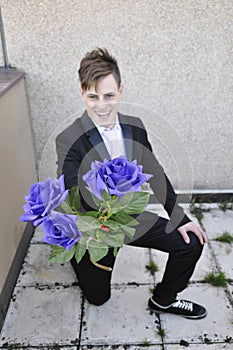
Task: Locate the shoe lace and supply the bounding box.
[172,300,193,312]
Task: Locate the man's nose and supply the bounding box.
[96,98,107,109]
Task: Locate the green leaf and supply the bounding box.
[77,215,101,232]
[105,192,149,215]
[61,200,75,214]
[102,232,125,247]
[49,245,75,264]
[101,190,111,201]
[88,240,109,262]
[114,211,139,226]
[121,225,136,239]
[103,219,121,230]
[121,192,150,214]
[67,185,80,212]
[80,211,98,218]
[85,186,102,206]
[75,242,86,264]
[113,247,119,257]
[107,198,127,214]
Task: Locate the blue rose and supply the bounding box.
[82,156,153,200]
[19,175,69,226]
[42,211,82,250]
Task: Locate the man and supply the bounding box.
[56,48,208,319]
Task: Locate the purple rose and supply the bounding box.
[82,156,153,199]
[42,210,82,250]
[19,175,69,226]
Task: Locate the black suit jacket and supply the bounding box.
[56,111,190,229]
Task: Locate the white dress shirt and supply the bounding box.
[95,115,126,158]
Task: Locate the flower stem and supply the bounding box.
[91,260,112,272]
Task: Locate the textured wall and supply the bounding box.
[1,0,232,190]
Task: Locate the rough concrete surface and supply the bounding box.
[0,204,233,349]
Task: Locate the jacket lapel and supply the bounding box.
[81,111,110,160]
[119,113,133,160]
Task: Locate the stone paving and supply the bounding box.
[0,204,233,349]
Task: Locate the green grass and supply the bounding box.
[218,199,233,212]
[141,338,152,347]
[156,326,166,338]
[146,260,158,275]
[188,199,205,226]
[216,231,233,244]
[204,272,227,287]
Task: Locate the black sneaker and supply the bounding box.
[148,297,207,319]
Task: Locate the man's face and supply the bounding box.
[80,74,124,129]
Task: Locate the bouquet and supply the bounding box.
[20,156,152,271]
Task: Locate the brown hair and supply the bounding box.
[78,48,121,91]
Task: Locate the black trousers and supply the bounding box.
[71,212,203,306]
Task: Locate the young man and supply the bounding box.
[56,48,208,319]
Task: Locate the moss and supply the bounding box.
[218,199,233,212]
[146,260,158,275]
[141,338,152,347]
[204,272,227,287]
[216,231,233,244]
[156,326,166,338]
[189,199,205,226]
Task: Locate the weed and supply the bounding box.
[157,326,166,338]
[216,231,233,244]
[189,199,205,226]
[204,272,227,287]
[146,260,158,275]
[218,199,233,212]
[196,212,204,226]
[141,338,152,347]
[149,287,154,294]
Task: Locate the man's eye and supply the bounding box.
[106,94,115,99]
[88,95,97,100]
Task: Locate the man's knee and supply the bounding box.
[187,232,204,256]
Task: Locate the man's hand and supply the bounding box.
[177,221,208,245]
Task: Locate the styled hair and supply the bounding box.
[78,48,121,91]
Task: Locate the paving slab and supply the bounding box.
[81,284,161,346]
[112,245,153,285]
[1,348,78,350]
[150,240,215,283]
[0,286,82,347]
[149,249,168,284]
[227,283,233,304]
[160,284,233,345]
[81,346,162,350]
[202,210,233,240]
[146,204,169,218]
[209,241,233,279]
[30,227,44,243]
[191,243,217,281]
[17,243,77,286]
[147,205,199,225]
[165,343,233,349]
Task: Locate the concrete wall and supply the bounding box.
[0,75,37,295]
[1,0,232,190]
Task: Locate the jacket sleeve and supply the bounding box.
[134,119,191,230]
[55,131,81,190]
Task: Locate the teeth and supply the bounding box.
[97,112,110,116]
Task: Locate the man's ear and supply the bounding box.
[80,87,85,100]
